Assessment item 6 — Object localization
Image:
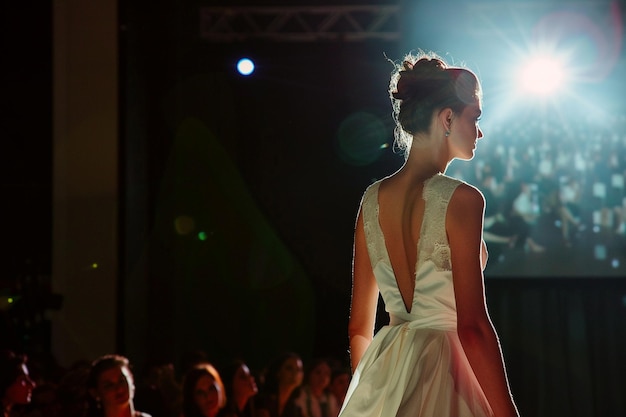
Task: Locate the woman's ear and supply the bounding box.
[438,108,454,131]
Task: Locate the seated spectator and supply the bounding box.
[1,350,36,417]
[217,360,259,417]
[182,363,226,417]
[327,366,350,410]
[510,181,546,253]
[615,201,626,235]
[293,358,338,417]
[559,177,585,246]
[256,352,304,417]
[86,354,151,417]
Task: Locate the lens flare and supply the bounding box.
[336,112,388,166]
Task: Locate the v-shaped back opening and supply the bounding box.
[375,178,432,314]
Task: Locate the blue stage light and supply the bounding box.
[237,58,255,76]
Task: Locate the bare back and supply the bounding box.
[376,176,428,313]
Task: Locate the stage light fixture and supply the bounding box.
[519,56,566,96]
[236,58,255,76]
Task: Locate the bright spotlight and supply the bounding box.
[236,58,255,76]
[520,56,566,96]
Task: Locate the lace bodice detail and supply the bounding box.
[361,173,462,273]
[361,187,388,268]
[360,173,463,322]
[419,174,462,271]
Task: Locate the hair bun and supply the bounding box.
[392,57,449,101]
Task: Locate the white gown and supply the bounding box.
[339,174,493,417]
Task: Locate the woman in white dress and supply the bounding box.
[340,51,520,417]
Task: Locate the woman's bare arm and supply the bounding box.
[448,184,520,417]
[348,208,379,373]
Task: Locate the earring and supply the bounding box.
[445,131,450,137]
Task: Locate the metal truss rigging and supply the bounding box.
[200,5,400,42]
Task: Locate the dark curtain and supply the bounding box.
[487,279,626,416]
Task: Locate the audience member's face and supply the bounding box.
[233,364,257,398]
[329,373,350,401]
[94,365,133,411]
[194,374,221,417]
[308,362,331,391]
[277,357,303,389]
[3,364,36,406]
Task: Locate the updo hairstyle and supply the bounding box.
[389,51,482,154]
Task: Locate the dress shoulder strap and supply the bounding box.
[360,181,388,269]
[418,174,463,271]
[423,174,463,203]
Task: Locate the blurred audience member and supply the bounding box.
[256,352,303,417]
[510,181,546,253]
[182,363,226,417]
[217,360,259,417]
[327,367,350,410]
[294,358,338,417]
[86,354,151,417]
[1,350,36,417]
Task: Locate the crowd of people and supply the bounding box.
[447,113,626,274]
[1,349,351,417]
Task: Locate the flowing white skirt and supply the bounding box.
[339,323,493,417]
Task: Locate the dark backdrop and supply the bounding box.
[0,1,53,354]
[2,1,626,416]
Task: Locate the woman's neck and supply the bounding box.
[234,391,251,412]
[404,133,450,180]
[277,385,295,414]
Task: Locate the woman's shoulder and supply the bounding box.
[423,173,478,203]
[357,178,385,217]
[446,181,485,228]
[449,180,485,207]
